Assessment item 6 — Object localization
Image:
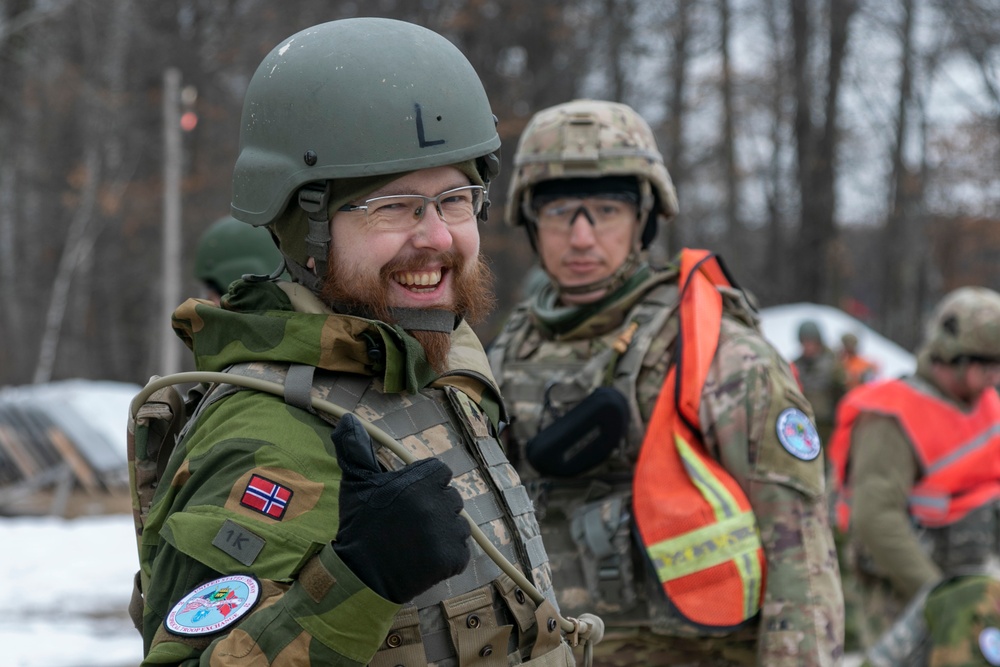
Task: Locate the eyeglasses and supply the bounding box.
[532,196,639,234]
[338,185,485,230]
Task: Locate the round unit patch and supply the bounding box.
[980,626,1000,666]
[775,408,822,461]
[165,574,260,636]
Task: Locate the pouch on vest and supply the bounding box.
[127,381,206,550]
[569,494,637,614]
[126,379,207,632]
[526,387,629,477]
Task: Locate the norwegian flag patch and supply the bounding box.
[240,474,292,520]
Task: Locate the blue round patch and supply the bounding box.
[980,626,1000,665]
[165,574,260,636]
[775,408,821,461]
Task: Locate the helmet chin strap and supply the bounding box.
[330,302,460,332]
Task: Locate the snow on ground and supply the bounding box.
[0,514,142,667]
[0,516,864,666]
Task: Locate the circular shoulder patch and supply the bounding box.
[775,408,822,461]
[165,574,260,637]
[980,626,1000,665]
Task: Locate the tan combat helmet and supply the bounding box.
[506,99,678,249]
[922,286,1000,364]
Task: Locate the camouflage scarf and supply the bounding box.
[529,263,673,339]
[171,280,439,394]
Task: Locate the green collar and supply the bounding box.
[173,281,482,396]
[529,263,676,339]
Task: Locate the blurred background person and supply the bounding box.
[829,286,1000,653]
[839,332,880,392]
[793,319,846,445]
[193,215,283,305]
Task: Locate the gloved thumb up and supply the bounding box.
[331,413,471,603]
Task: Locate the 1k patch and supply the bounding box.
[240,474,293,519]
[213,518,266,566]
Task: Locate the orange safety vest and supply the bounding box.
[829,379,1000,531]
[632,249,766,630]
[840,353,879,391]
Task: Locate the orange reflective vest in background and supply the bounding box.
[829,379,1000,531]
[632,249,766,629]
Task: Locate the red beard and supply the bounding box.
[320,249,495,371]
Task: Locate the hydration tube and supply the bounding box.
[130,371,605,651]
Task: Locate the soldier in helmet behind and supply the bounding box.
[134,18,590,666]
[193,215,283,305]
[488,98,844,665]
[793,319,846,446]
[829,287,1000,663]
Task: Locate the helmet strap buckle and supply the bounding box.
[297,182,333,292]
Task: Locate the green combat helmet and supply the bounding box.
[922,286,1000,364]
[194,216,283,295]
[505,99,678,296]
[798,320,823,344]
[229,17,501,294]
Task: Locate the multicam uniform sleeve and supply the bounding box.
[699,318,845,667]
[139,391,400,666]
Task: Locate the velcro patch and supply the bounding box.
[165,574,260,636]
[212,518,266,566]
[240,474,293,519]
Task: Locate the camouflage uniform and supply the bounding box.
[138,280,571,666]
[792,322,845,446]
[863,574,1000,666]
[133,18,579,667]
[839,288,1000,660]
[492,98,844,665]
[489,267,845,666]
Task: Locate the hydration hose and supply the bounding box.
[131,372,605,655]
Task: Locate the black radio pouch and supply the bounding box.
[526,386,630,477]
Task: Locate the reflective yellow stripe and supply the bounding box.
[644,434,763,617]
[675,435,736,521]
[645,510,760,579]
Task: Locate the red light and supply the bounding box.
[180,111,198,132]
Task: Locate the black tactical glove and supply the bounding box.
[331,413,471,603]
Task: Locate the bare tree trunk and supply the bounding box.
[763,0,790,302]
[604,0,632,102]
[32,144,102,384]
[719,0,745,276]
[881,0,920,347]
[818,0,856,304]
[790,0,819,301]
[162,67,183,376]
[663,0,691,259]
[0,127,20,378]
[791,0,857,305]
[936,0,1000,177]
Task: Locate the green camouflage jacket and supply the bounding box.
[863,573,1000,666]
[489,259,845,666]
[137,279,562,666]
